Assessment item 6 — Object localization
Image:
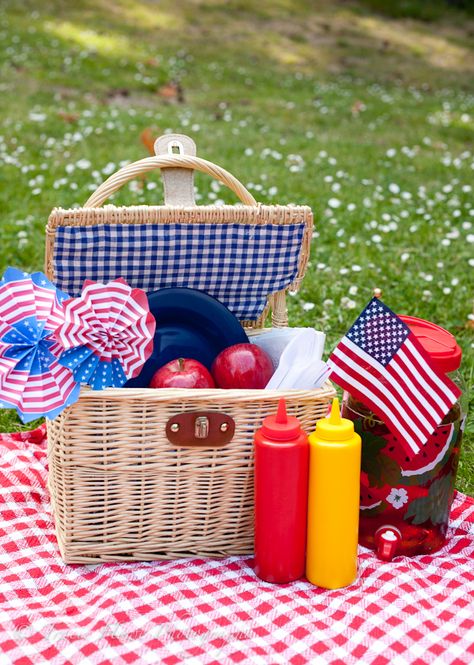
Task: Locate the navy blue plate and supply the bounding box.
[126,288,249,388]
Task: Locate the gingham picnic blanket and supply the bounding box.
[0,426,473,665]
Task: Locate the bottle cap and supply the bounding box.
[314,398,355,441]
[261,398,302,441]
[399,315,462,374]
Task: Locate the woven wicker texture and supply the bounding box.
[45,140,335,563]
[47,384,335,563]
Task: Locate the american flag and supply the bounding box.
[328,298,461,457]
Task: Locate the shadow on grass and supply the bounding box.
[354,0,474,22]
[2,0,474,106]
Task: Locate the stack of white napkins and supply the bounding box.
[251,327,330,390]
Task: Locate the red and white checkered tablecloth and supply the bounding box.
[0,426,473,665]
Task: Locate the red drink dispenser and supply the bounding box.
[342,316,466,560]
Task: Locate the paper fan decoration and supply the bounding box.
[0,267,80,423]
[56,279,156,389]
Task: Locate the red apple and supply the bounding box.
[212,344,274,389]
[149,358,215,389]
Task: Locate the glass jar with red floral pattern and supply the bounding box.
[341,316,467,561]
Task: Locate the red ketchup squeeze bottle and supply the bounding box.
[254,398,309,583]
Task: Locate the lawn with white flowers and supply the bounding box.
[0,0,473,492]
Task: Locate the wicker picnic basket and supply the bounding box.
[44,134,336,563]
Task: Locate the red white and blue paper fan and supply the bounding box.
[55,279,156,390]
[0,267,80,423]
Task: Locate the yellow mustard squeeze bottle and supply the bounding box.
[306,398,361,589]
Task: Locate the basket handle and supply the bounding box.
[84,136,257,208]
[80,134,288,326]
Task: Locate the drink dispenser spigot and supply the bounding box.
[375,526,402,562]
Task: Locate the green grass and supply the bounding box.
[0,0,473,493]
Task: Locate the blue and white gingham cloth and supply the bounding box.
[53,222,306,320]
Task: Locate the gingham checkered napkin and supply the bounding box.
[1,426,473,665]
[53,222,306,320]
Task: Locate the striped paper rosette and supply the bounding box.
[55,278,156,389]
[0,267,80,423]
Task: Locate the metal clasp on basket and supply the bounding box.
[166,411,235,448]
[194,416,209,439]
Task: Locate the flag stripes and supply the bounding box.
[328,346,422,454]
